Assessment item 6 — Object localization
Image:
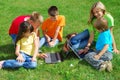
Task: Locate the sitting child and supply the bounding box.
[84,18,113,72]
[0,21,39,69]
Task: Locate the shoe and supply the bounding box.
[106,61,113,72]
[99,61,107,71]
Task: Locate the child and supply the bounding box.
[70,1,119,54]
[40,6,65,48]
[84,18,113,72]
[9,11,43,44]
[0,21,38,69]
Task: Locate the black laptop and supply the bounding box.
[45,51,69,64]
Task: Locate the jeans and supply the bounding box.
[10,34,17,44]
[84,51,113,69]
[2,52,37,69]
[39,36,59,48]
[70,29,89,49]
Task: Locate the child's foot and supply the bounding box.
[106,61,113,72]
[99,61,108,71]
[0,61,4,69]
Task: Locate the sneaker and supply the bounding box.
[106,61,113,72]
[99,61,108,71]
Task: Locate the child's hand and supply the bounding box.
[46,36,51,42]
[31,57,37,62]
[16,54,24,62]
[49,41,55,47]
[39,54,48,59]
[113,49,120,54]
[94,55,100,60]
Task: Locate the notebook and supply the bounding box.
[45,51,68,64]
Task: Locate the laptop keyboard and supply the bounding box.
[51,53,57,62]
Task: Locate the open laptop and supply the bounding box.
[45,51,69,64]
[67,41,86,60]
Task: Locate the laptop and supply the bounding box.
[67,41,86,60]
[45,51,69,64]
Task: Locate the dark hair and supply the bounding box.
[15,21,34,45]
[48,6,58,17]
[94,18,108,31]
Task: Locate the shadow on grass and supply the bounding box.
[0,44,16,60]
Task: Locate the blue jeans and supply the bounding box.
[2,52,37,69]
[70,29,89,49]
[84,51,113,69]
[39,36,59,48]
[10,34,17,44]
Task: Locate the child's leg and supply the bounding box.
[50,39,59,47]
[45,38,59,47]
[23,54,37,69]
[2,60,24,69]
[99,51,113,61]
[10,34,17,44]
[70,29,89,49]
[39,37,46,48]
[84,52,104,69]
[70,29,89,45]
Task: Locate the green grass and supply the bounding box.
[0,0,120,80]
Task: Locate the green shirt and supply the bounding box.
[88,13,114,41]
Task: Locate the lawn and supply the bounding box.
[0,0,120,80]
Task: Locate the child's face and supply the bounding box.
[24,31,31,37]
[32,21,41,30]
[49,14,57,21]
[93,8,104,18]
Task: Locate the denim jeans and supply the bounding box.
[84,51,113,69]
[39,36,59,48]
[2,52,37,69]
[10,34,17,44]
[70,29,89,49]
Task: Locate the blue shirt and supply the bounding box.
[96,29,113,52]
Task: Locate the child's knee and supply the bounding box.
[29,62,37,69]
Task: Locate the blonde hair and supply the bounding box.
[30,11,43,23]
[88,1,106,24]
[94,18,108,31]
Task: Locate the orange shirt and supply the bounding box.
[41,15,65,41]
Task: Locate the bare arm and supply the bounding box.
[52,26,60,42]
[32,37,39,61]
[94,44,109,60]
[15,45,24,62]
[110,27,119,54]
[49,26,61,47]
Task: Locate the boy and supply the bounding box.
[40,6,65,48]
[84,18,113,72]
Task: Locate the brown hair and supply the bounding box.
[94,18,108,31]
[30,11,43,23]
[48,6,58,17]
[88,1,106,24]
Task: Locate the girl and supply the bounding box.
[70,1,119,54]
[84,18,113,72]
[9,11,47,58]
[0,21,38,69]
